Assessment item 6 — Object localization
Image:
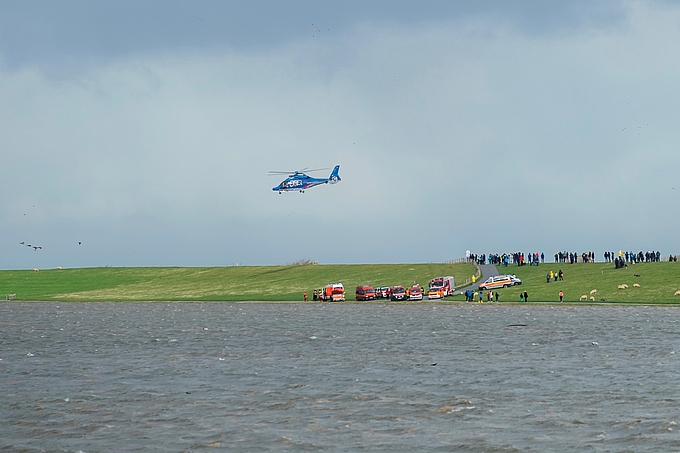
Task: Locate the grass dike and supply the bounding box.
[3,261,680,303]
[0,262,475,302]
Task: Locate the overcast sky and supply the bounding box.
[1,0,679,269]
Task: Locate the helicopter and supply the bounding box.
[270,165,341,193]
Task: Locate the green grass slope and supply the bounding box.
[461,261,680,304]
[0,263,475,302]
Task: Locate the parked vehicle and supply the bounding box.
[408,284,423,301]
[376,286,390,299]
[429,276,454,297]
[478,275,522,290]
[355,285,376,301]
[510,275,522,285]
[427,286,445,299]
[320,283,345,301]
[390,285,406,301]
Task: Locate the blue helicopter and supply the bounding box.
[270,165,341,193]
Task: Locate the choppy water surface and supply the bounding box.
[2,303,680,452]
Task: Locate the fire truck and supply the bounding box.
[428,276,454,298]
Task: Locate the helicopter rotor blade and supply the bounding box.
[268,171,297,175]
[268,167,330,176]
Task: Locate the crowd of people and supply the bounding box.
[604,250,662,263]
[467,252,545,267]
[463,289,500,302]
[462,289,532,303]
[468,250,675,268]
[554,251,595,263]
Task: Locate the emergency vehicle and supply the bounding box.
[376,286,390,299]
[320,283,345,301]
[428,276,454,297]
[408,284,423,301]
[477,275,522,290]
[427,286,446,299]
[390,285,406,301]
[355,285,376,301]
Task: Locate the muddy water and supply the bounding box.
[2,302,680,452]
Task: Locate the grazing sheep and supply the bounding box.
[633,283,640,288]
[590,289,597,295]
[590,296,595,301]
[33,268,39,272]
[580,295,587,301]
[618,284,627,290]
[675,290,680,296]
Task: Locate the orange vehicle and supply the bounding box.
[355,285,376,301]
[427,286,446,299]
[320,283,345,301]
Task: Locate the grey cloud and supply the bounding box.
[1,1,679,269]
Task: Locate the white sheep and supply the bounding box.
[580,295,587,301]
[617,284,627,290]
[674,290,680,296]
[590,289,597,295]
[590,296,595,301]
[633,283,640,288]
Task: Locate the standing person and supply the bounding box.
[495,291,499,302]
[478,291,483,303]
[559,290,563,302]
[546,272,551,283]
[304,292,308,302]
[541,252,545,263]
[519,292,524,302]
[313,289,318,301]
[558,269,563,281]
[523,291,528,303]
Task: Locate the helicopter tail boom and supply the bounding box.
[328,165,341,184]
